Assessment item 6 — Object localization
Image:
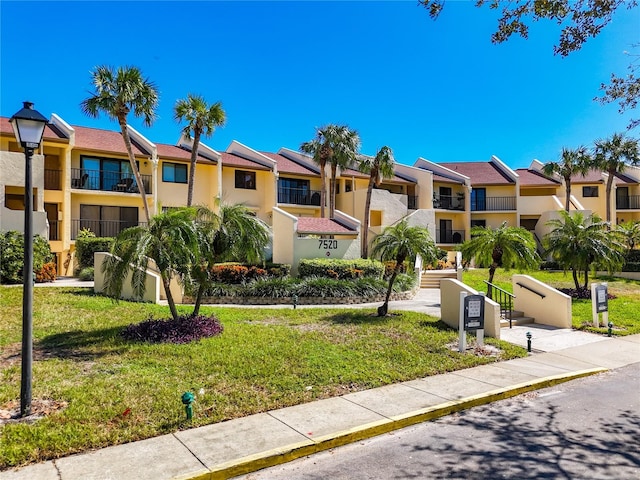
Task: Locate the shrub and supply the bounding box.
[540,261,561,270]
[298,258,384,279]
[75,237,114,271]
[393,272,417,292]
[243,277,299,297]
[78,267,95,281]
[558,288,617,300]
[209,263,290,284]
[36,262,57,283]
[622,262,640,272]
[121,314,224,344]
[0,231,53,284]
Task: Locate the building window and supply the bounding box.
[582,186,599,197]
[235,170,256,190]
[345,180,352,192]
[162,162,188,183]
[471,219,486,228]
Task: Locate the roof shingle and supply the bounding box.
[296,217,356,234]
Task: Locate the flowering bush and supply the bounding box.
[36,262,57,283]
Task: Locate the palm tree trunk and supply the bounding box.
[329,163,337,218]
[605,172,614,225]
[362,176,375,258]
[572,269,580,290]
[193,282,205,317]
[487,264,497,299]
[187,130,201,207]
[118,117,151,223]
[583,268,589,290]
[319,161,326,218]
[161,273,180,321]
[378,256,404,317]
[565,180,571,212]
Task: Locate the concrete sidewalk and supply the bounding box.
[2,334,638,480]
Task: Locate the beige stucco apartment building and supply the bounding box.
[2,113,639,274]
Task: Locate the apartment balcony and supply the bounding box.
[616,195,640,210]
[433,194,464,211]
[71,168,152,194]
[436,229,465,244]
[44,169,62,190]
[277,187,322,206]
[71,219,146,240]
[471,196,516,211]
[407,195,418,210]
[49,220,62,241]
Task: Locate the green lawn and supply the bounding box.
[0,287,524,469]
[462,269,640,335]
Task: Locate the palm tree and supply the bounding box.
[174,94,226,206]
[358,146,396,258]
[81,65,159,223]
[617,220,640,250]
[593,133,640,223]
[191,203,270,315]
[544,210,626,290]
[542,146,591,211]
[326,125,360,218]
[103,207,200,321]
[300,124,360,218]
[460,222,539,299]
[370,219,439,316]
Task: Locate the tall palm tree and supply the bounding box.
[542,146,591,211]
[370,219,439,317]
[544,211,626,290]
[174,94,226,206]
[300,124,360,218]
[460,222,539,299]
[358,146,396,258]
[593,133,640,223]
[81,65,159,223]
[191,203,270,315]
[103,207,200,321]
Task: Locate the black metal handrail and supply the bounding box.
[471,196,516,211]
[71,168,152,194]
[616,195,640,210]
[407,195,418,210]
[516,282,546,298]
[277,187,322,206]
[435,229,465,244]
[484,280,515,328]
[433,194,464,210]
[71,219,145,239]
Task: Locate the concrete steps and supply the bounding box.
[420,270,457,289]
[501,310,535,328]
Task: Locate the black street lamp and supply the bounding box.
[9,101,48,417]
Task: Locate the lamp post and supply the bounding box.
[9,101,48,417]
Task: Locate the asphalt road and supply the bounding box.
[236,362,640,480]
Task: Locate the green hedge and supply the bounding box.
[209,263,290,284]
[623,262,640,272]
[75,237,114,270]
[0,231,53,284]
[298,258,384,279]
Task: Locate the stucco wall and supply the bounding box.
[512,274,572,328]
[440,278,501,339]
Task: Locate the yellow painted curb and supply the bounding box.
[185,367,608,480]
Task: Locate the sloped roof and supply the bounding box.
[0,116,68,142]
[220,152,271,171]
[296,217,356,234]
[156,143,215,164]
[571,169,603,184]
[438,161,514,185]
[432,173,463,184]
[614,172,638,185]
[515,169,560,186]
[260,152,317,176]
[340,167,414,185]
[73,125,148,156]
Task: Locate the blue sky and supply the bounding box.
[1,1,638,169]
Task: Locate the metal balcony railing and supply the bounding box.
[616,195,640,210]
[277,187,322,206]
[48,220,62,241]
[433,194,464,210]
[71,219,145,239]
[44,169,62,190]
[71,168,152,194]
[435,229,465,244]
[471,196,516,211]
[407,195,418,210]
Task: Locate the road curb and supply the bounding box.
[191,367,607,479]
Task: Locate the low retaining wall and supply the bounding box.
[182,290,416,306]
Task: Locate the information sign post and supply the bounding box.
[591,283,609,327]
[459,292,485,352]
